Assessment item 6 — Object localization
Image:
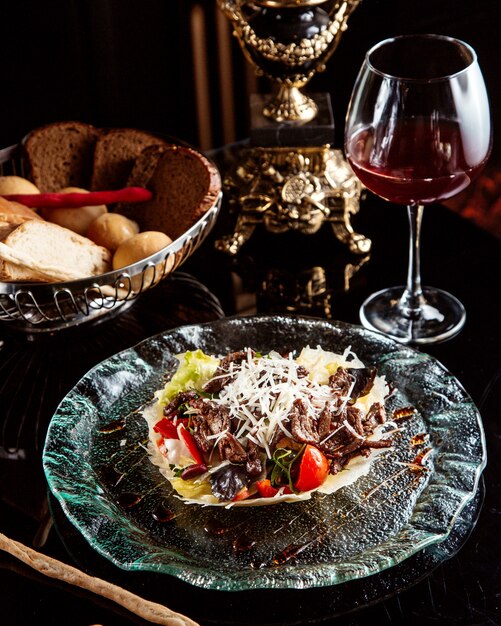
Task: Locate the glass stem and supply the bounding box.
[399,204,425,318]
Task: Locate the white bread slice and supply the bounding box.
[0,197,45,261]
[0,221,20,240]
[0,220,111,283]
[0,197,43,224]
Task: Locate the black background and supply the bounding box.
[0,0,499,162]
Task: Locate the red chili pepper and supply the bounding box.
[153,416,191,439]
[178,423,204,465]
[294,444,329,492]
[1,187,152,208]
[153,418,179,439]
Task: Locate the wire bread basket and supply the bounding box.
[0,143,222,333]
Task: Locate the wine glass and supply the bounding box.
[345,34,491,344]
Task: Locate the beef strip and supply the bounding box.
[318,401,362,455]
[326,430,392,460]
[188,396,263,472]
[328,458,345,475]
[329,449,360,475]
[190,414,213,453]
[328,367,354,396]
[245,439,263,476]
[290,398,320,445]
[320,429,354,457]
[218,433,248,463]
[345,405,364,435]
[326,436,365,458]
[203,350,252,393]
[190,399,231,453]
[318,401,343,440]
[361,438,393,449]
[319,405,366,457]
[364,402,386,429]
[163,390,199,417]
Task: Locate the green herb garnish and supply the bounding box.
[169,464,184,478]
[270,447,302,492]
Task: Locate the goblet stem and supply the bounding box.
[359,197,465,343]
[398,204,425,319]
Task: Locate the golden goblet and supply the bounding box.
[218,0,361,122]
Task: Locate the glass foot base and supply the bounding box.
[360,286,466,345]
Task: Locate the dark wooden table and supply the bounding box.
[0,157,499,625]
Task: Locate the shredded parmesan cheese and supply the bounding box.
[214,350,335,458]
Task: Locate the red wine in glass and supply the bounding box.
[348,118,490,205]
[345,35,491,344]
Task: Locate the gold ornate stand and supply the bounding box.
[215,0,369,257]
[215,145,371,256]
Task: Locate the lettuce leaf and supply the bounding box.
[157,349,220,405]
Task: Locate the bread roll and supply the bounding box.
[113,231,172,269]
[113,231,173,292]
[40,187,107,236]
[87,213,139,251]
[0,175,40,196]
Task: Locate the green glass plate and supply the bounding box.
[42,315,486,591]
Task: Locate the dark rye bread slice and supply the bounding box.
[23,121,100,192]
[90,128,170,191]
[116,145,221,240]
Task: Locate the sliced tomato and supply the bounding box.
[232,487,251,501]
[294,444,329,492]
[177,423,204,465]
[256,479,277,498]
[256,479,292,498]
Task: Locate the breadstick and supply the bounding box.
[0,532,199,626]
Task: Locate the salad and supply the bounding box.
[143,346,397,506]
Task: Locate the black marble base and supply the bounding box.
[250,92,335,147]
